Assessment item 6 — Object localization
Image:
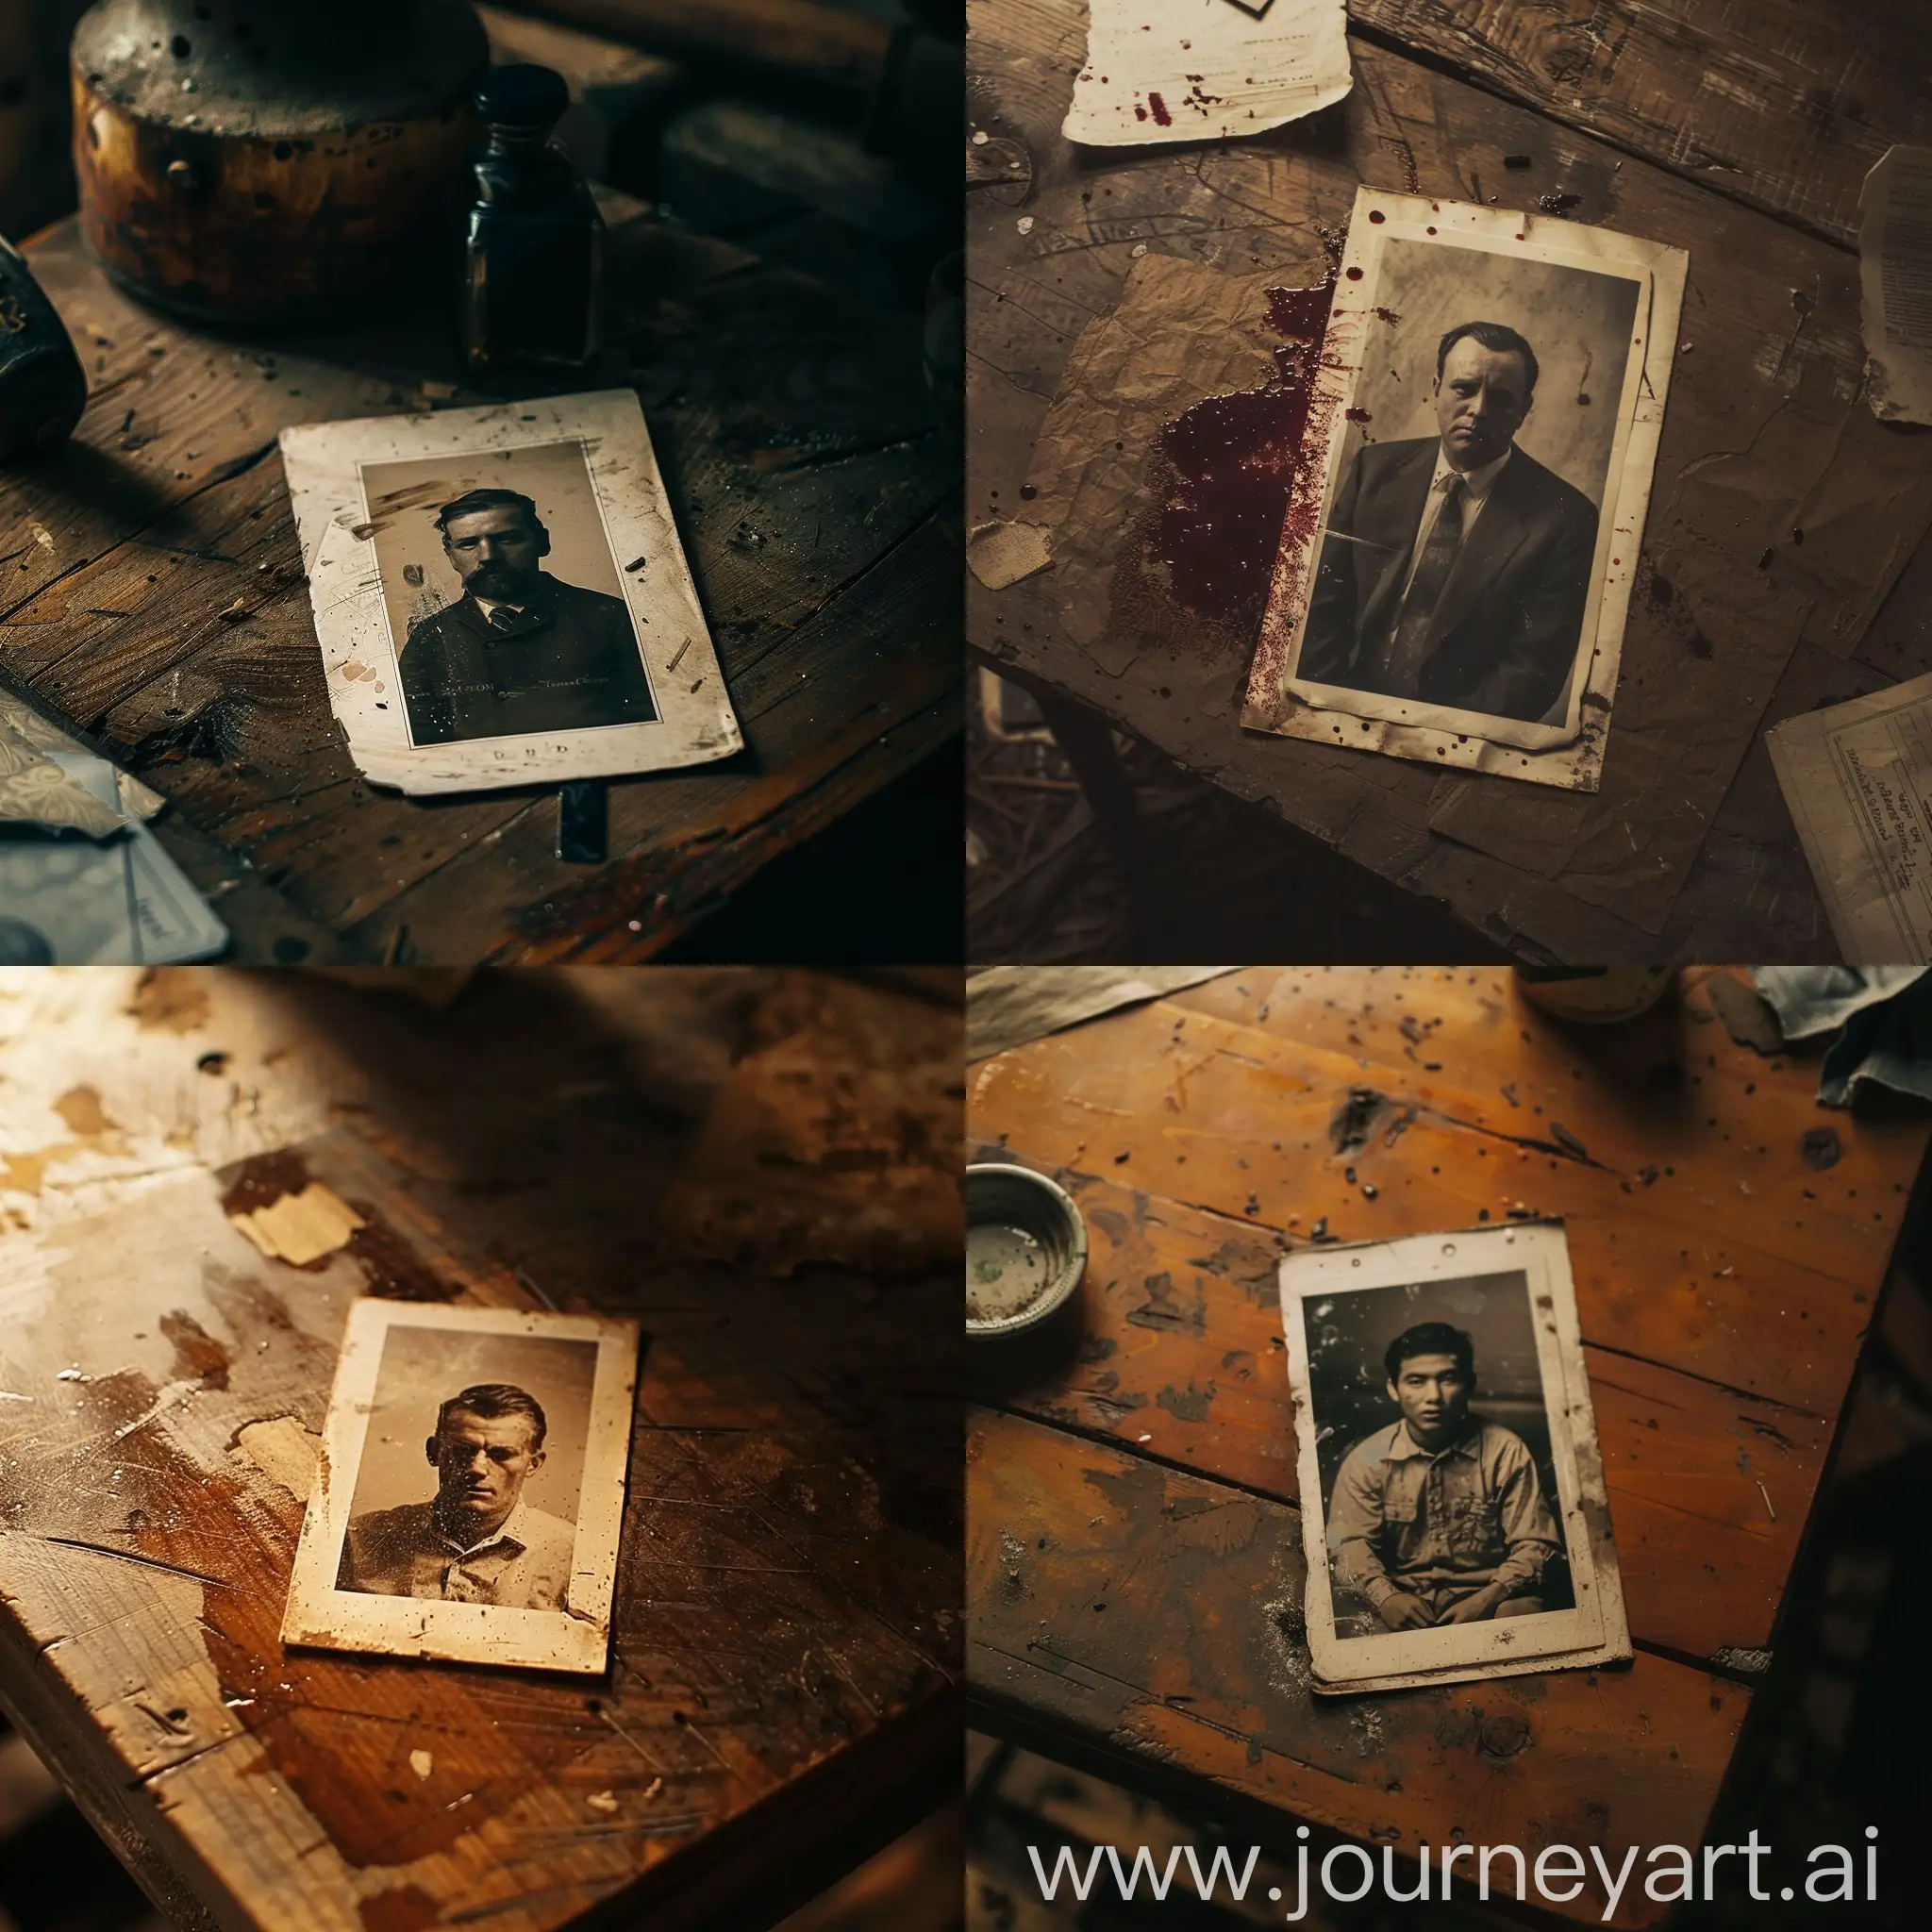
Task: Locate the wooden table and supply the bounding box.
[1,182,960,964]
[0,968,960,1932]
[966,0,1932,961]
[965,968,1930,1925]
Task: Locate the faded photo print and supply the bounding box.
[1304,1273,1576,1639]
[359,440,658,746]
[1293,240,1643,726]
[334,1323,598,1613]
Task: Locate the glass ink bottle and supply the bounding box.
[459,64,603,376]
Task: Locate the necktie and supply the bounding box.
[1374,475,1467,698]
[488,606,521,632]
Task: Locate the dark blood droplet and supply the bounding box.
[1148,91,1172,126]
[1346,407,1372,423]
[1369,210,1385,224]
[1019,483,1037,500]
[1576,391,1591,405]
[1345,266,1363,280]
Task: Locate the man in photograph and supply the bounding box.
[1326,1321,1559,1631]
[399,488,657,743]
[337,1383,577,1611]
[1297,321,1600,722]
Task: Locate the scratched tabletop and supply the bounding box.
[1,179,959,965]
[965,967,1931,1927]
[967,0,1932,961]
[0,968,959,1932]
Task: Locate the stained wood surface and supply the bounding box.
[965,967,1930,1924]
[2,184,960,964]
[965,0,1932,960]
[0,969,961,1932]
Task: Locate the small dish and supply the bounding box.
[966,1163,1087,1338]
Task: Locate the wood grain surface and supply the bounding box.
[2,187,960,963]
[0,968,961,1932]
[965,967,1930,1924]
[965,0,1932,960]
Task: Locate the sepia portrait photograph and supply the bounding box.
[282,1300,641,1674]
[1244,188,1687,791]
[281,390,742,795]
[1279,1224,1629,1694]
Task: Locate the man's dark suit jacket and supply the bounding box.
[1296,438,1600,723]
[400,576,657,744]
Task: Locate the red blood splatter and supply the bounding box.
[1148,92,1173,126]
[1576,391,1591,405]
[1345,407,1373,423]
[1426,225,1438,235]
[1134,105,1147,121]
[1369,210,1386,224]
[1372,307,1401,324]
[1345,266,1363,280]
[1144,279,1337,630]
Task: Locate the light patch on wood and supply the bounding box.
[229,1184,366,1267]
[585,1790,617,1813]
[231,1416,322,1503]
[54,1085,116,1138]
[966,518,1054,590]
[409,1750,434,1780]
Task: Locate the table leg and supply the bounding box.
[991,670,1151,944]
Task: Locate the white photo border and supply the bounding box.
[1279,1221,1631,1695]
[281,389,742,796]
[280,1300,641,1675]
[1241,188,1689,793]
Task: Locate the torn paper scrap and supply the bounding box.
[1859,144,1932,425]
[1063,0,1351,147]
[966,519,1054,590]
[1767,669,1932,961]
[229,1182,366,1267]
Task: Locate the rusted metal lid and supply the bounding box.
[73,0,489,138]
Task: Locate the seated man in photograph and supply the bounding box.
[1326,1321,1559,1631]
[337,1383,576,1611]
[1296,321,1599,723]
[399,487,658,743]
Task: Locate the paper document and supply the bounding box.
[1859,144,1932,424]
[1767,670,1932,961]
[1063,0,1351,147]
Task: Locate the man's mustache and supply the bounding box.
[468,562,539,594]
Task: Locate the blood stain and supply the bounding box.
[1148,92,1172,126]
[1345,266,1363,280]
[1141,278,1337,634]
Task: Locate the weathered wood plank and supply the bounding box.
[0,970,961,1932]
[4,182,957,959]
[1348,0,1929,252]
[968,1406,1748,1931]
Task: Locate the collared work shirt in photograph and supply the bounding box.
[337,1499,578,1610]
[1326,1416,1558,1608]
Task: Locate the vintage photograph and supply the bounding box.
[282,1300,641,1674]
[281,390,742,795]
[1279,1224,1629,1693]
[1243,188,1688,791]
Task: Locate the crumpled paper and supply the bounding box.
[0,691,166,838]
[967,966,1237,1062]
[1753,966,1932,1108]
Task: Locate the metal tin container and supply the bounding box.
[71,0,489,327]
[966,1163,1086,1340]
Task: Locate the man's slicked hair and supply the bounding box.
[437,1382,547,1450]
[1385,1321,1475,1385]
[435,487,544,537]
[1436,321,1539,395]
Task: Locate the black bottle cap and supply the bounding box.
[475,63,570,133]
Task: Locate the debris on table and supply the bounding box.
[1857,144,1932,425]
[1062,0,1351,147]
[1753,967,1932,1108]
